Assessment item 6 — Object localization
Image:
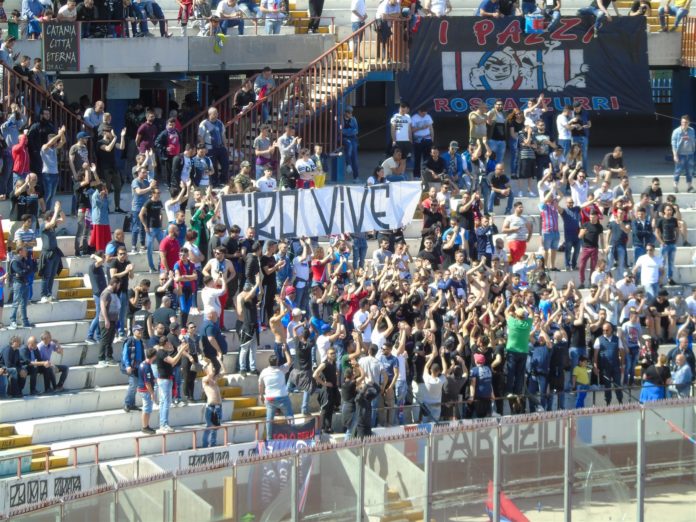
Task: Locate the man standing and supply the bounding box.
[137,348,158,434]
[593,322,624,405]
[342,106,360,180]
[258,343,294,440]
[671,115,695,193]
[139,187,165,273]
[390,101,412,161]
[502,201,532,265]
[556,105,573,156]
[606,207,631,278]
[130,168,155,254]
[632,244,664,300]
[655,203,680,285]
[99,278,122,366]
[109,248,134,339]
[40,126,66,210]
[121,324,146,412]
[159,224,181,274]
[539,190,560,270]
[505,296,533,400]
[198,108,228,186]
[96,126,126,213]
[154,118,181,187]
[135,109,158,155]
[410,106,434,180]
[559,196,582,271]
[155,336,188,433]
[487,99,507,163]
[313,346,340,433]
[9,246,33,330]
[202,358,224,447]
[376,341,399,426]
[632,206,654,265]
[578,210,604,288]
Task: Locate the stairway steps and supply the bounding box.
[57,277,87,290]
[221,386,243,398]
[228,396,257,408]
[58,288,93,299]
[231,406,266,420]
[30,454,69,472]
[0,434,33,450]
[378,508,425,522]
[0,424,14,437]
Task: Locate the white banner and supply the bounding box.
[221,182,423,240]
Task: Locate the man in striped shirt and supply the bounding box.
[14,214,37,301]
[539,190,560,271]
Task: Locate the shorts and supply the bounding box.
[508,239,527,264]
[140,390,153,414]
[394,141,412,158]
[519,158,536,180]
[542,231,560,251]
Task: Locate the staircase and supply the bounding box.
[682,16,696,67]
[0,64,90,192]
[225,18,410,164]
[0,423,68,476]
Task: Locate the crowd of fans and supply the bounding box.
[0,70,694,440]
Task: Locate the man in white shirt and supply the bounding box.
[410,107,434,180]
[292,238,312,311]
[255,166,277,192]
[502,201,533,265]
[381,147,406,181]
[423,0,452,16]
[372,238,393,271]
[686,286,696,317]
[217,0,245,35]
[422,346,447,422]
[556,105,573,156]
[353,298,374,343]
[201,274,227,316]
[569,170,590,206]
[258,344,293,440]
[632,244,664,300]
[390,101,412,159]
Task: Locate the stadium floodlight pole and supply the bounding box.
[636,407,646,522]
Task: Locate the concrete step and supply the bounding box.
[30,454,69,472]
[14,402,233,444]
[231,405,265,421]
[0,434,32,450]
[228,396,258,409]
[220,386,243,398]
[0,299,88,326]
[0,424,15,437]
[0,320,89,351]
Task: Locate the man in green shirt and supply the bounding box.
[505,293,533,398]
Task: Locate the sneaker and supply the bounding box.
[97,360,108,367]
[114,208,125,214]
[182,397,189,406]
[85,337,97,345]
[674,183,679,193]
[55,386,64,393]
[40,296,50,304]
[518,191,524,198]
[506,393,515,399]
[8,322,17,330]
[528,191,536,197]
[142,426,156,434]
[23,323,35,328]
[123,405,132,413]
[684,241,692,247]
[669,278,677,285]
[535,405,545,413]
[593,27,599,39]
[130,248,138,254]
[159,425,175,433]
[107,358,119,366]
[688,186,695,193]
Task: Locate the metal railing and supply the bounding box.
[6,398,696,521]
[225,18,410,164]
[682,16,696,67]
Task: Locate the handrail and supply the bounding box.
[682,17,696,67]
[224,17,410,161]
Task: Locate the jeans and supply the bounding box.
[239,336,257,372]
[301,390,312,415]
[203,404,223,447]
[607,244,627,279]
[645,282,659,301]
[341,402,357,434]
[546,9,561,32]
[118,292,128,337]
[487,189,513,214]
[0,374,7,397]
[395,380,407,425]
[265,395,293,440]
[265,19,282,35]
[571,135,589,173]
[221,18,244,35]
[488,139,506,165]
[527,374,548,411]
[508,137,519,177]
[10,281,29,326]
[99,320,117,361]
[146,227,165,271]
[557,139,571,157]
[43,173,59,209]
[412,139,432,179]
[131,211,145,249]
[575,384,589,408]
[208,147,230,185]
[564,236,582,269]
[577,6,606,30]
[598,362,623,405]
[158,378,173,428]
[352,238,367,270]
[624,347,639,386]
[578,246,598,285]
[173,365,182,400]
[659,5,688,29]
[75,209,90,256]
[674,153,694,185]
[125,373,137,408]
[634,245,646,266]
[661,242,676,279]
[344,137,359,179]
[41,253,61,298]
[88,294,101,340]
[505,352,527,396]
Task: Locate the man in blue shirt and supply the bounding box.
[130,168,155,254]
[377,341,399,426]
[559,196,582,271]
[122,325,146,412]
[342,106,359,180]
[670,115,695,193]
[198,107,228,186]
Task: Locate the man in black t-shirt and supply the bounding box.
[108,247,134,338]
[487,163,513,214]
[155,337,187,433]
[423,146,446,189]
[152,296,177,335]
[598,146,626,183]
[655,203,680,285]
[96,126,126,213]
[139,188,165,273]
[578,211,604,287]
[417,236,441,270]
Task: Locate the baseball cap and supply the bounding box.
[77,131,90,140]
[320,324,332,334]
[474,353,485,365]
[132,324,144,331]
[284,285,296,295]
[240,160,251,167]
[292,307,304,317]
[449,140,459,150]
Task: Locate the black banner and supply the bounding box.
[397,16,653,115]
[270,418,316,440]
[42,22,80,72]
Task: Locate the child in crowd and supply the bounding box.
[572,356,591,408]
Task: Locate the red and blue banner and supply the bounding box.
[397,16,653,114]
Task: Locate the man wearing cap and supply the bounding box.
[411,106,434,180]
[440,141,464,187]
[122,323,146,412]
[342,106,360,180]
[502,201,532,265]
[68,129,90,185]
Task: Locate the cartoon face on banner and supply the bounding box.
[443,42,588,93]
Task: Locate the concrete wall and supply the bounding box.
[12,34,335,75]
[647,32,684,67]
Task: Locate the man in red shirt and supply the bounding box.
[159,225,181,273]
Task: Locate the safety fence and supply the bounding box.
[3,397,695,521]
